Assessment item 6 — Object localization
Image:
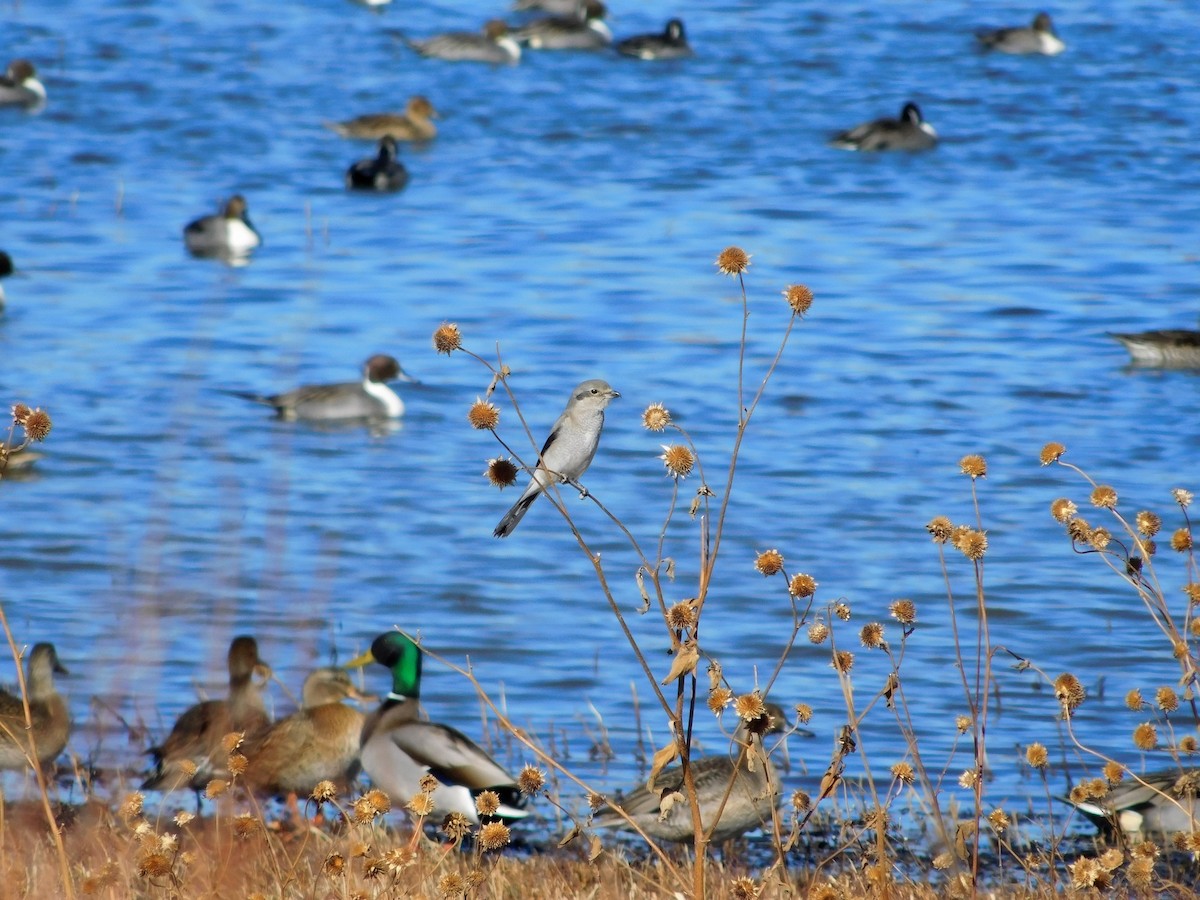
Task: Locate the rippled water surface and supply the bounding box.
[2,0,1199,831]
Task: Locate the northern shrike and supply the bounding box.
[494,379,620,538]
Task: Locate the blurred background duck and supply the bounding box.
[182,194,261,261]
[1110,329,1200,368]
[0,60,46,109]
[615,19,693,60]
[0,643,69,773]
[976,12,1065,56]
[142,636,272,795]
[227,354,414,422]
[348,631,528,824]
[0,250,12,312]
[1067,769,1200,838]
[831,102,937,152]
[408,20,521,64]
[345,137,409,192]
[513,0,611,50]
[244,666,368,799]
[512,0,581,12]
[591,702,788,843]
[325,96,439,142]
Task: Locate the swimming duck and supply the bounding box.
[0,60,46,108]
[183,195,261,260]
[0,250,12,312]
[591,702,788,843]
[513,0,612,50]
[977,12,1065,56]
[615,19,693,60]
[229,354,414,422]
[0,643,70,772]
[325,96,439,142]
[142,636,272,793]
[409,20,522,65]
[346,137,409,192]
[244,666,368,798]
[512,0,582,12]
[831,102,938,152]
[347,631,528,824]
[1110,330,1200,368]
[1068,769,1200,837]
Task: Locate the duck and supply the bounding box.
[977,12,1065,56]
[142,636,272,794]
[409,20,521,65]
[345,137,409,192]
[0,60,46,108]
[591,702,788,843]
[831,102,938,152]
[512,0,582,12]
[513,0,612,50]
[347,631,528,824]
[0,250,12,312]
[182,195,261,260]
[244,666,368,798]
[1110,330,1200,368]
[228,354,414,422]
[1067,769,1200,837]
[0,643,70,772]
[325,95,439,142]
[615,19,693,60]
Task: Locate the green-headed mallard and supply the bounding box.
[244,666,367,797]
[591,702,788,843]
[347,631,527,823]
[142,635,271,793]
[1068,769,1200,837]
[0,643,70,771]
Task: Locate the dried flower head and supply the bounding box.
[831,650,854,673]
[439,873,467,899]
[441,812,473,843]
[834,602,851,621]
[1156,686,1179,712]
[1025,743,1048,769]
[715,246,750,276]
[1069,857,1104,890]
[119,792,145,822]
[783,284,814,316]
[794,703,813,724]
[407,792,436,818]
[221,732,245,754]
[1039,442,1066,465]
[1126,689,1145,710]
[707,686,733,713]
[475,791,500,818]
[484,457,519,488]
[137,852,173,879]
[1103,761,1125,784]
[988,809,1011,833]
[730,877,761,900]
[322,853,346,878]
[891,762,915,785]
[959,769,979,789]
[1171,528,1193,552]
[1133,722,1158,751]
[1054,673,1085,716]
[365,788,391,814]
[932,852,955,871]
[926,516,953,543]
[860,623,886,649]
[791,790,811,812]
[1136,511,1162,537]
[642,403,671,432]
[174,811,194,828]
[889,599,917,625]
[227,752,248,778]
[1184,583,1200,605]
[311,780,337,803]
[232,813,261,839]
[1050,498,1078,523]
[788,573,817,598]
[22,408,51,442]
[478,821,510,852]
[1066,518,1091,542]
[959,455,987,478]
[467,400,500,430]
[517,764,545,796]
[10,404,30,424]
[205,779,229,800]
[807,622,829,644]
[955,715,972,734]
[666,601,697,631]
[952,527,988,561]
[733,692,767,722]
[1088,527,1112,550]
[754,549,784,577]
[352,795,381,824]
[432,323,462,354]
[419,773,439,795]
[660,444,694,479]
[1091,485,1118,509]
[1173,488,1193,508]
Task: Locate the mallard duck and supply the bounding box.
[513,0,612,50]
[591,702,788,843]
[832,102,938,152]
[409,20,522,65]
[1110,330,1200,368]
[142,636,272,793]
[325,96,439,142]
[228,354,415,421]
[347,631,528,823]
[1068,769,1200,837]
[0,643,70,771]
[244,666,368,797]
[183,195,261,260]
[346,137,409,192]
[977,12,1065,56]
[615,19,693,60]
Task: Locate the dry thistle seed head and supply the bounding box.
[788,573,817,597]
[754,549,784,576]
[659,444,694,479]
[1136,510,1162,536]
[478,821,510,852]
[1025,743,1048,769]
[352,795,380,824]
[432,322,462,355]
[925,516,953,543]
[467,399,500,430]
[831,650,854,673]
[733,692,767,722]
[955,715,972,734]
[180,759,198,778]
[834,602,851,621]
[888,599,917,625]
[174,811,194,827]
[1103,761,1125,783]
[794,702,813,724]
[707,686,733,713]
[791,790,811,812]
[1128,857,1155,888]
[959,769,979,789]
[439,873,467,898]
[232,813,261,839]
[859,622,886,649]
[365,788,391,813]
[383,848,416,875]
[10,403,30,424]
[1173,488,1193,508]
[419,773,439,794]
[1156,686,1179,712]
[1174,639,1190,658]
[484,457,519,488]
[311,780,337,803]
[666,600,697,631]
[407,792,436,818]
[932,852,955,871]
[1183,583,1200,605]
[1171,528,1193,552]
[227,752,248,778]
[1050,498,1078,523]
[1088,527,1112,550]
[323,853,346,878]
[1039,442,1066,465]
[959,454,987,478]
[782,284,814,316]
[952,527,988,560]
[891,762,915,785]
[1066,518,1091,542]
[136,852,172,879]
[715,246,750,276]
[1181,735,1199,754]
[1126,689,1145,710]
[475,790,500,818]
[205,779,229,800]
[518,764,545,795]
[988,809,1010,833]
[730,877,761,900]
[586,792,605,812]
[1132,722,1158,751]
[1091,485,1118,509]
[807,622,829,644]
[642,402,671,431]
[1054,673,1085,715]
[22,408,51,441]
[441,812,473,842]
[119,792,145,821]
[221,732,245,754]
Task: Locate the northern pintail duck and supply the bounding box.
[0,250,12,312]
[183,195,261,260]
[346,137,409,192]
[142,636,272,793]
[244,666,368,798]
[513,0,612,50]
[409,20,521,64]
[0,60,46,108]
[348,631,528,824]
[231,354,414,422]
[325,95,439,142]
[977,12,1065,56]
[1068,769,1200,837]
[0,643,70,772]
[591,702,787,843]
[1111,330,1200,368]
[831,102,938,152]
[513,0,582,12]
[616,19,693,60]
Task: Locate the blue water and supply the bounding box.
[2,0,1199,834]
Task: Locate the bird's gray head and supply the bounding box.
[570,379,620,408]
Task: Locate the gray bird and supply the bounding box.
[409,20,522,65]
[229,354,415,422]
[831,102,938,152]
[494,379,619,538]
[1067,769,1200,837]
[1110,330,1200,368]
[0,60,46,108]
[976,12,1065,56]
[512,0,612,50]
[0,643,70,772]
[183,195,261,260]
